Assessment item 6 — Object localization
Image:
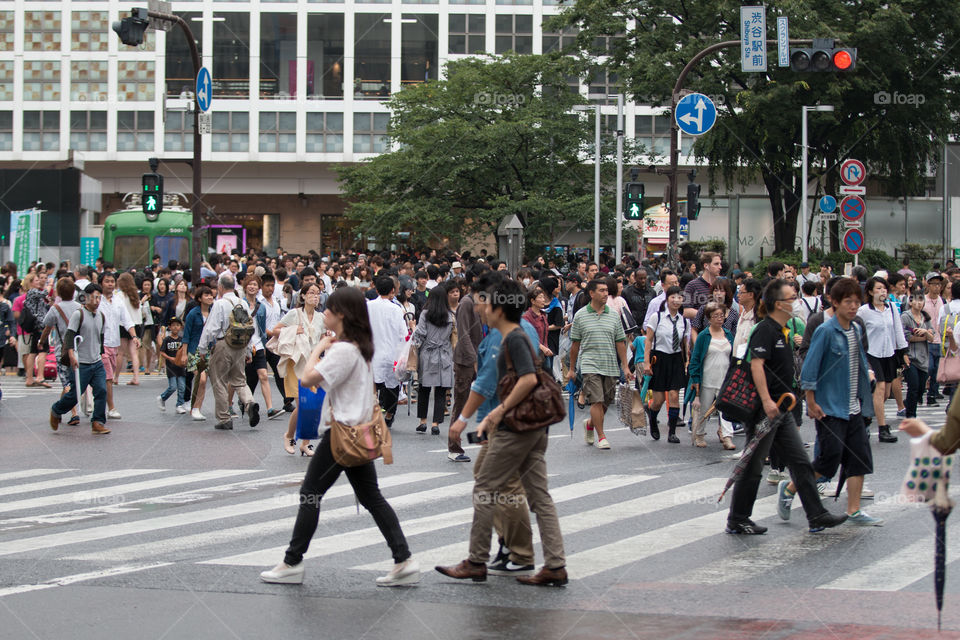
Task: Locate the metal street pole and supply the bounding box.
[614,94,624,264]
[801,104,834,264]
[593,105,601,262]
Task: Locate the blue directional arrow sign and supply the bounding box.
[819,195,837,213]
[674,93,717,136]
[196,67,212,113]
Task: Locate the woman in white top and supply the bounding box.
[269,281,326,456]
[260,286,420,588]
[115,272,142,385]
[341,265,361,288]
[857,276,909,442]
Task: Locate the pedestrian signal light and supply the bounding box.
[142,172,163,220]
[624,182,645,220]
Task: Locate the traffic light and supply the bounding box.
[624,182,645,220]
[112,8,150,47]
[142,172,163,220]
[686,183,701,220]
[789,38,856,72]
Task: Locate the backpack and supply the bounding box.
[18,303,38,334]
[224,300,255,348]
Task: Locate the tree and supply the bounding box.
[553,0,960,253]
[337,54,646,248]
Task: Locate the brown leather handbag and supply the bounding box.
[329,392,394,467]
[496,336,566,432]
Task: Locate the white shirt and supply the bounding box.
[98,293,134,348]
[257,293,285,334]
[315,342,375,425]
[645,309,687,354]
[367,296,408,386]
[643,291,667,328]
[793,295,822,323]
[425,280,438,290]
[857,302,909,358]
[198,292,257,352]
[938,299,960,331]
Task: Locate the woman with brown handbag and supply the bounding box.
[260,286,419,587]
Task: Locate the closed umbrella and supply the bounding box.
[73,335,83,401]
[932,458,954,631]
[718,393,796,503]
[566,380,577,438]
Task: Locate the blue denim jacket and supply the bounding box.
[471,319,540,421]
[182,306,206,355]
[800,315,874,419]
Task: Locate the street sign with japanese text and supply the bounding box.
[740,6,767,72]
[777,17,789,67]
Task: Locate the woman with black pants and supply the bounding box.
[413,281,455,435]
[260,287,419,587]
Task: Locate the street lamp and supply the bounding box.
[801,104,834,263]
[573,104,601,261]
[609,94,624,265]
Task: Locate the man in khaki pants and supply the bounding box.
[198,273,260,431]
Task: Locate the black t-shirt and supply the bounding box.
[546,305,563,353]
[496,328,539,430]
[161,335,186,377]
[747,317,794,398]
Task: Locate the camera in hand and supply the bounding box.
[466,431,487,444]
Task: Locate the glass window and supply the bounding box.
[450,0,486,5]
[587,69,620,104]
[117,111,154,152]
[164,12,201,97]
[69,111,107,151]
[542,26,577,53]
[213,14,250,98]
[23,111,59,151]
[260,13,297,98]
[448,14,485,54]
[164,110,194,152]
[154,237,190,268]
[71,11,109,51]
[117,61,155,101]
[401,15,438,86]
[353,112,389,153]
[354,14,391,99]
[306,112,344,152]
[212,112,249,152]
[70,61,108,102]
[495,15,532,54]
[0,111,10,151]
[24,11,61,51]
[113,236,151,271]
[23,61,61,101]
[0,12,13,52]
[307,14,345,99]
[0,60,11,101]
[497,0,531,6]
[259,112,297,152]
[635,114,670,157]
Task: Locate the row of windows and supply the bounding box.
[2,110,688,155]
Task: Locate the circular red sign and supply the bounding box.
[843,228,864,255]
[840,159,866,186]
[840,196,865,222]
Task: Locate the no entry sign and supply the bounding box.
[840,159,866,186]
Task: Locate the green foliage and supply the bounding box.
[680,239,727,263]
[337,54,648,248]
[746,248,899,279]
[554,0,960,253]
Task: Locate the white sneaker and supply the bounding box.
[375,558,421,587]
[107,409,121,420]
[766,469,786,485]
[817,481,839,497]
[80,394,91,416]
[596,437,611,450]
[191,408,206,421]
[583,419,595,446]
[860,486,875,499]
[176,405,187,415]
[259,562,304,584]
[157,395,166,412]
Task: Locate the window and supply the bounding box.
[23,111,59,151]
[448,15,485,54]
[353,112,389,153]
[0,111,11,151]
[306,112,343,152]
[495,15,532,54]
[401,15,438,85]
[450,0,485,5]
[213,14,250,97]
[635,114,671,157]
[70,111,107,151]
[542,27,577,53]
[354,14,391,99]
[117,61,155,101]
[23,61,61,101]
[212,112,249,152]
[259,112,297,152]
[0,12,14,52]
[71,61,108,102]
[260,13,297,98]
[0,61,11,101]
[71,11,109,51]
[591,34,624,56]
[24,11,60,51]
[154,237,190,268]
[164,110,194,152]
[497,0,531,6]
[307,14,345,98]
[164,11,201,97]
[113,236,150,271]
[117,111,154,152]
[587,69,620,104]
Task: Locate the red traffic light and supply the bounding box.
[833,50,852,70]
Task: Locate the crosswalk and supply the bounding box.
[0,464,950,598]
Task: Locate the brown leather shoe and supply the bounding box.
[49,412,59,431]
[516,566,568,587]
[434,559,487,582]
[91,421,111,435]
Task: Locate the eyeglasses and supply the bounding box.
[780,296,798,303]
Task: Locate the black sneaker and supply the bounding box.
[416,423,427,434]
[214,420,234,430]
[283,402,296,414]
[927,398,939,406]
[431,425,440,436]
[488,559,535,576]
[878,425,898,443]
[247,402,260,428]
[725,519,768,535]
[490,543,509,566]
[808,511,848,533]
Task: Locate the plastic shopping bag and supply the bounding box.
[296,382,326,441]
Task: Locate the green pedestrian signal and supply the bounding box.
[142,172,163,220]
[624,182,644,220]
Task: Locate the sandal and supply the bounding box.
[67,415,80,426]
[27,381,51,388]
[284,437,297,455]
[126,381,140,386]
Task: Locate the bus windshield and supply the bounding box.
[113,236,150,270]
[154,236,190,268]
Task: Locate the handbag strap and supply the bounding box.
[501,328,541,374]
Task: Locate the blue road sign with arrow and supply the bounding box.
[196,67,212,112]
[819,195,837,213]
[674,93,717,136]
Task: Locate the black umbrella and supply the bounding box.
[932,469,955,632]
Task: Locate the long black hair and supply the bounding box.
[423,280,452,327]
[325,286,374,362]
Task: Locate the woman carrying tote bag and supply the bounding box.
[260,286,419,588]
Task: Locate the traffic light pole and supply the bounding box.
[614,94,624,265]
[667,38,815,268]
[146,10,203,284]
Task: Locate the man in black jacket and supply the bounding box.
[622,268,656,328]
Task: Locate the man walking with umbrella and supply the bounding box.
[725,279,848,535]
